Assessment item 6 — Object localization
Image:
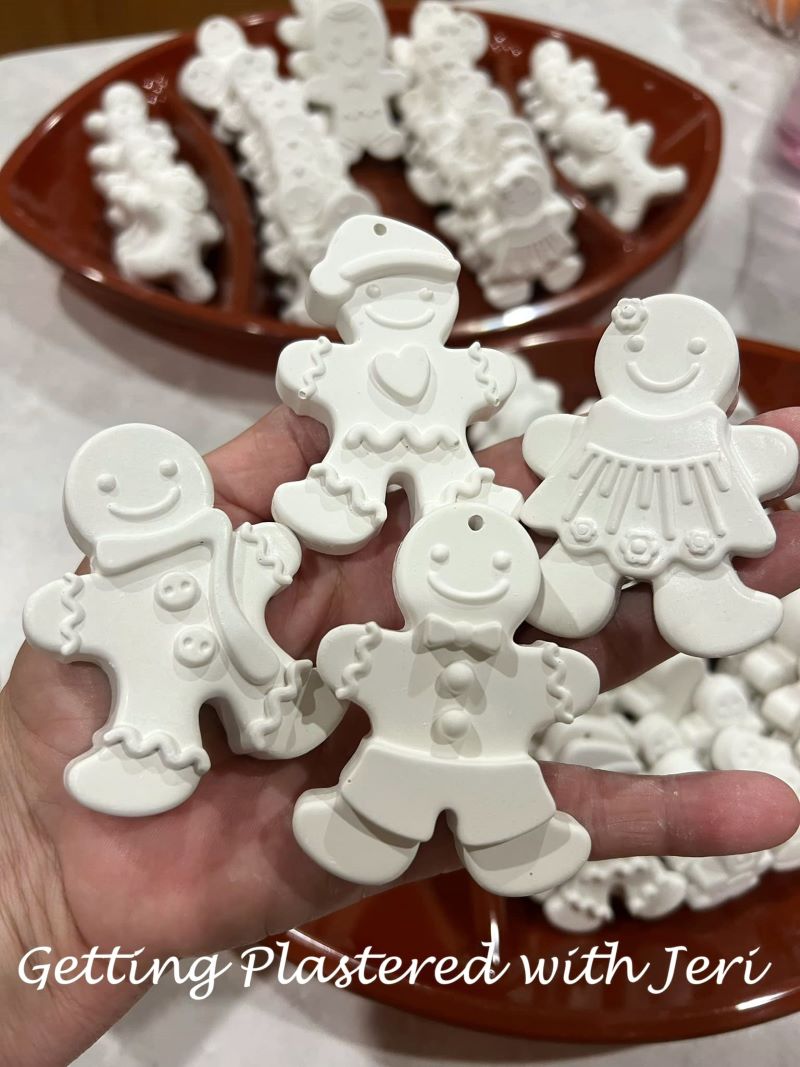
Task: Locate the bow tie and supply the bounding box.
[420,615,503,656]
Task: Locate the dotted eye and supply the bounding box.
[419,288,434,301]
[366,282,381,298]
[492,550,512,572]
[97,473,117,493]
[627,336,645,353]
[159,459,178,478]
[688,337,707,355]
[430,543,450,564]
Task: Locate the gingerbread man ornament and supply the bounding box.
[521,295,798,658]
[293,502,600,896]
[23,424,344,817]
[273,215,522,554]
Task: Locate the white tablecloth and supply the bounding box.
[2,1,799,1062]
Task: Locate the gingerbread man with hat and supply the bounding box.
[272,214,523,554]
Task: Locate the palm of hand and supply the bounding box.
[4,405,800,963]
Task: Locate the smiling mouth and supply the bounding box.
[108,485,181,520]
[365,306,435,330]
[427,571,510,605]
[626,361,700,393]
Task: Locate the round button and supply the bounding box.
[436,708,471,741]
[156,572,201,612]
[174,626,217,668]
[439,662,475,696]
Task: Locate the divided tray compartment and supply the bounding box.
[0,8,721,363]
[282,332,800,1044]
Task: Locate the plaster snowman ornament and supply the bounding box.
[273,216,523,554]
[22,424,344,817]
[556,110,687,232]
[521,295,798,658]
[291,0,406,162]
[293,502,601,895]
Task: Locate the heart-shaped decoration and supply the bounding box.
[371,345,432,405]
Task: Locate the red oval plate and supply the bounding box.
[282,332,800,1045]
[0,9,721,362]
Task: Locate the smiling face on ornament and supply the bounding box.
[318,5,384,72]
[595,295,740,415]
[64,425,214,553]
[340,274,459,344]
[393,503,541,629]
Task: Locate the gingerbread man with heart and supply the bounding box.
[273,215,522,554]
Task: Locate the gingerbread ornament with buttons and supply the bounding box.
[521,294,799,657]
[273,215,522,554]
[23,423,344,817]
[292,502,600,896]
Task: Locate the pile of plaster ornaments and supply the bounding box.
[84,0,687,317]
[23,214,800,927]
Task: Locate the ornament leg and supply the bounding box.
[528,542,620,636]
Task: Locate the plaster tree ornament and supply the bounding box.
[179,16,378,322]
[273,216,523,554]
[280,0,406,162]
[556,109,688,232]
[521,295,798,658]
[469,353,562,450]
[22,424,344,817]
[85,82,222,303]
[293,502,601,896]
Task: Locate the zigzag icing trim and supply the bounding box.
[298,336,332,400]
[102,725,211,775]
[469,341,500,407]
[59,573,86,656]
[239,522,292,587]
[343,424,460,453]
[263,658,311,728]
[535,640,575,724]
[309,463,387,523]
[439,466,495,506]
[336,622,382,700]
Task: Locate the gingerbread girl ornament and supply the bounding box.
[521,295,798,657]
[293,502,600,896]
[23,424,344,817]
[273,216,522,554]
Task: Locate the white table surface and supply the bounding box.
[2,1,800,1063]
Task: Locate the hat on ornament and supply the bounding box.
[306,215,460,326]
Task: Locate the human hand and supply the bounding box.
[3,403,800,1066]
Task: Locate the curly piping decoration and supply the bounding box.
[535,640,575,724]
[468,341,500,407]
[102,725,211,775]
[309,463,387,523]
[264,658,311,726]
[336,622,382,700]
[239,523,292,587]
[298,336,332,400]
[343,424,460,453]
[439,466,495,506]
[59,573,86,656]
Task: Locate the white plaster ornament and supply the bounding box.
[280,0,406,163]
[23,424,344,817]
[85,82,222,303]
[293,502,601,896]
[273,215,523,554]
[521,295,798,658]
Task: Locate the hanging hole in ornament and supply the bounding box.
[468,514,484,531]
[373,222,387,236]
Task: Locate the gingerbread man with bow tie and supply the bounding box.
[293,502,600,896]
[273,215,522,555]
